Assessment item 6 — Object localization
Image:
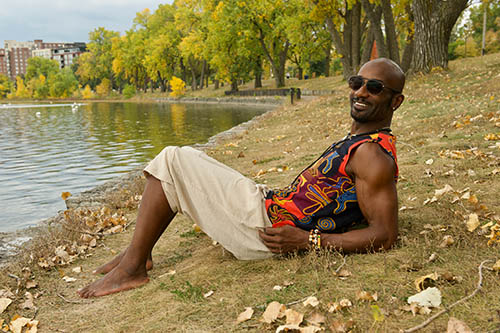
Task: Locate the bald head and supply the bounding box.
[359,58,405,93]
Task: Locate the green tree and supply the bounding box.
[76,27,120,88]
[25,57,59,81]
[0,74,13,99]
[48,68,79,98]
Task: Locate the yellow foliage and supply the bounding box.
[96,78,111,96]
[81,85,94,99]
[169,76,186,97]
[15,76,31,98]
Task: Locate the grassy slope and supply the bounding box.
[2,54,500,332]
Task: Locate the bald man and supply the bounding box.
[78,58,405,298]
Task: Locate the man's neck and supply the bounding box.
[350,121,391,135]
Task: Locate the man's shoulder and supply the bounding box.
[349,142,397,181]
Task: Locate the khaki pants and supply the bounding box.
[144,146,273,260]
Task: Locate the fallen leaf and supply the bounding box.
[468,194,478,205]
[203,290,214,298]
[371,305,385,322]
[492,259,500,271]
[0,298,12,314]
[336,269,351,278]
[425,158,434,165]
[236,307,253,324]
[434,184,453,198]
[466,213,480,232]
[339,298,352,308]
[402,303,432,316]
[285,308,303,326]
[273,285,283,291]
[72,266,82,274]
[62,276,76,283]
[356,290,378,302]
[447,317,473,333]
[407,287,442,308]
[439,235,454,248]
[414,272,439,291]
[0,290,14,298]
[428,253,438,262]
[276,324,301,332]
[21,292,35,310]
[61,192,71,200]
[261,301,285,324]
[302,296,319,307]
[330,319,354,332]
[307,312,325,325]
[25,280,38,289]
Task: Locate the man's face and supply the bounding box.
[349,63,398,124]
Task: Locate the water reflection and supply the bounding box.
[0,102,268,232]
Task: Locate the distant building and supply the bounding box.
[2,39,87,80]
[0,49,8,77]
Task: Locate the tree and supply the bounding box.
[0,74,13,99]
[411,0,469,73]
[76,27,120,87]
[25,57,59,81]
[48,68,79,98]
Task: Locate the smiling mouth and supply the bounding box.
[352,100,369,111]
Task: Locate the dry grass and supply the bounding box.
[1,54,499,332]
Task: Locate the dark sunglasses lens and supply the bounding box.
[366,80,384,94]
[348,76,363,90]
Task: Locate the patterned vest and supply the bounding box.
[265,131,398,232]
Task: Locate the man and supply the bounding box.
[78,58,405,298]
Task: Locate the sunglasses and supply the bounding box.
[348,75,401,95]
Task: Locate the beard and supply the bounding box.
[350,97,392,123]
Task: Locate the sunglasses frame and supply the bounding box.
[348,75,401,95]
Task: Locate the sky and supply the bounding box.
[0,0,172,45]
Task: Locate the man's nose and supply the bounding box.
[354,82,369,98]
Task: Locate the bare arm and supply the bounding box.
[259,142,398,254]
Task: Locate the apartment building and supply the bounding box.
[0,49,8,77]
[3,39,86,80]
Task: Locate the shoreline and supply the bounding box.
[0,97,285,265]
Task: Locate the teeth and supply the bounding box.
[355,102,367,107]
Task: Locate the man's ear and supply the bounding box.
[391,94,404,111]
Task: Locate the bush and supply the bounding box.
[169,76,186,98]
[123,84,136,99]
[81,85,94,99]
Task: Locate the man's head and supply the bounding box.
[349,58,405,126]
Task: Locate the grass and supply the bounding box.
[1,53,499,332]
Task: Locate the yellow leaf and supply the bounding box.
[466,213,480,232]
[371,305,385,322]
[284,309,303,326]
[356,290,377,302]
[303,296,320,307]
[0,298,12,314]
[414,272,439,291]
[236,307,253,324]
[439,235,454,248]
[492,259,500,272]
[468,194,478,205]
[61,192,72,200]
[261,301,285,324]
[307,312,326,325]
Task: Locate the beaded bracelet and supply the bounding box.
[308,228,321,251]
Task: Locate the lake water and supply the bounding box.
[0,102,269,233]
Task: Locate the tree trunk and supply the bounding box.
[324,16,353,79]
[361,26,375,64]
[180,57,187,83]
[199,59,206,90]
[362,0,388,59]
[214,79,219,90]
[230,78,238,92]
[411,0,468,73]
[254,57,263,88]
[401,3,414,73]
[324,40,332,77]
[351,3,362,71]
[381,0,400,64]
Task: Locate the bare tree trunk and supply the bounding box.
[401,3,414,73]
[361,26,375,64]
[381,0,400,64]
[230,77,238,92]
[351,2,362,71]
[199,59,206,90]
[324,39,332,77]
[362,0,388,59]
[411,0,468,73]
[214,79,219,90]
[254,56,263,88]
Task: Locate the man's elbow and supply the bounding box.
[379,228,398,251]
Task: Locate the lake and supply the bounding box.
[0,102,269,233]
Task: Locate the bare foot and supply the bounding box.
[93,250,153,275]
[78,265,149,298]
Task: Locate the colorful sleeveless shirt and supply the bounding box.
[265,131,398,232]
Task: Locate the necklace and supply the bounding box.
[346,127,392,140]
